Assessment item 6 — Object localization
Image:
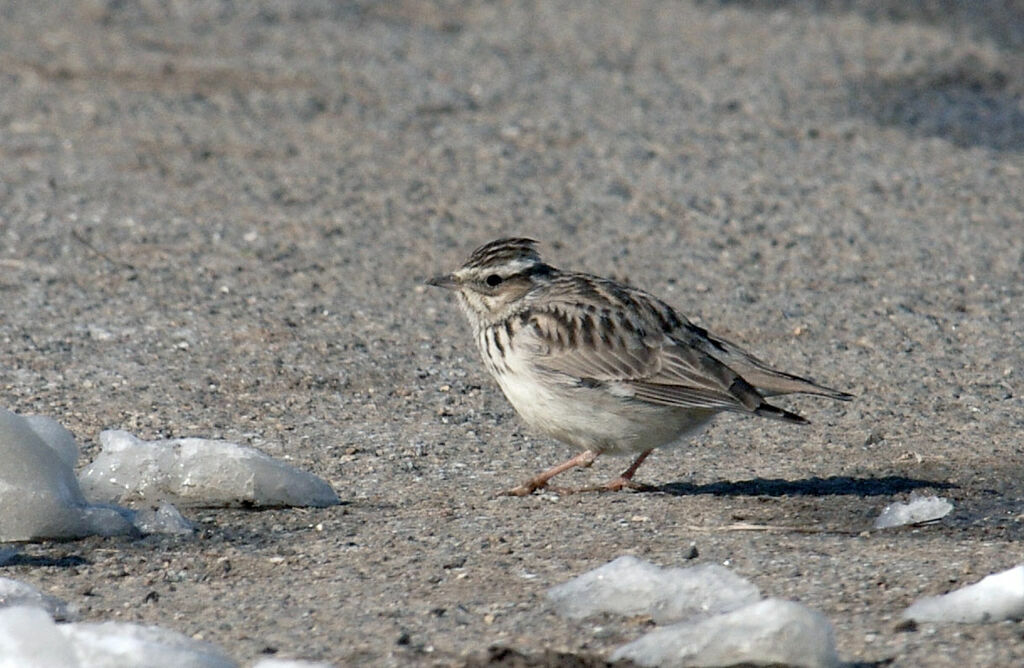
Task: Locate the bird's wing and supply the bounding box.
[672,321,854,400]
[517,304,799,419]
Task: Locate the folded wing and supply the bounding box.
[519,304,807,423]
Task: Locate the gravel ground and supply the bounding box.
[2,1,1023,666]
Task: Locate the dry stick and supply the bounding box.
[70,229,136,270]
[682,522,863,536]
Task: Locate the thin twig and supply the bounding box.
[682,522,862,536]
[70,229,136,270]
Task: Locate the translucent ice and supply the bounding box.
[0,408,135,542]
[0,577,78,621]
[0,603,240,668]
[612,598,840,668]
[22,415,79,468]
[252,659,335,668]
[60,620,237,668]
[80,430,339,508]
[903,564,1024,623]
[0,606,79,667]
[547,555,760,623]
[132,502,195,535]
[874,495,953,529]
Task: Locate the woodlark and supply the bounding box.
[428,238,852,496]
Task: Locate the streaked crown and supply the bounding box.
[462,238,542,273]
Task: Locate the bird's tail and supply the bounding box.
[707,334,854,400]
[754,401,810,424]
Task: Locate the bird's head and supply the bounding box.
[427,238,552,324]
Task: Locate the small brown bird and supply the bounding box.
[428,238,852,495]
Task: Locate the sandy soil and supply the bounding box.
[1,1,1023,666]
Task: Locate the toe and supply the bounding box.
[497,480,545,497]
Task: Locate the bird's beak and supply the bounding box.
[426,273,459,290]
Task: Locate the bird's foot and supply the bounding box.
[566,477,655,494]
[496,478,548,497]
[600,476,655,492]
[496,478,653,496]
[495,450,601,497]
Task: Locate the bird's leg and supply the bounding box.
[499,450,599,496]
[597,449,655,492]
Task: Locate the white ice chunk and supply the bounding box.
[874,495,953,529]
[903,564,1024,624]
[132,502,195,535]
[81,504,138,536]
[547,555,760,623]
[23,415,79,468]
[251,659,335,668]
[131,501,195,535]
[1,604,238,668]
[612,598,840,668]
[0,577,78,621]
[60,621,237,668]
[79,430,339,508]
[0,606,80,667]
[0,408,135,542]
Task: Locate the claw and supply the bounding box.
[496,481,546,497]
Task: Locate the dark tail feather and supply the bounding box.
[754,401,810,425]
[743,367,854,401]
[704,334,854,401]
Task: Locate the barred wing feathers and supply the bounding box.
[515,298,806,423]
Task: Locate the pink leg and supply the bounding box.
[500,450,599,496]
[596,449,655,492]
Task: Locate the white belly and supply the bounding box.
[491,362,715,456]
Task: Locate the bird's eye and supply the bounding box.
[485,274,503,287]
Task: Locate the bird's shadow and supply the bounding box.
[651,475,956,498]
